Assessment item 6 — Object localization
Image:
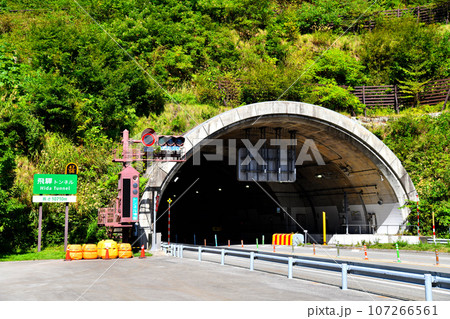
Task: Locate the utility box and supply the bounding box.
[118,166,140,223]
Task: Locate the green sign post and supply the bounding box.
[33,174,78,195]
[33,173,78,253]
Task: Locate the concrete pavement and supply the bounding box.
[0,254,392,301]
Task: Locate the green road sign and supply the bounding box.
[33,174,78,195]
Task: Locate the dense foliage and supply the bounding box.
[377,113,450,237]
[1,0,449,253]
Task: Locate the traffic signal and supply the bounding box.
[118,166,140,223]
[157,135,185,147]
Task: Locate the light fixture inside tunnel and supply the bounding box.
[377,192,383,205]
[315,174,323,179]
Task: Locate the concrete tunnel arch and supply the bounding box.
[139,101,417,246]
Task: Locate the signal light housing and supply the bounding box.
[157,135,185,147]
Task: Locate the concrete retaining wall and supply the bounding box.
[328,234,421,245]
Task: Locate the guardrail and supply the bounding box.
[162,243,450,301]
[427,238,450,245]
[216,78,450,113]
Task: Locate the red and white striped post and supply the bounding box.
[167,198,172,245]
[432,211,436,244]
[416,195,420,236]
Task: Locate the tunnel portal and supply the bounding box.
[140,102,417,246]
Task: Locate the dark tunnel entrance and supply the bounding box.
[153,120,401,245]
[156,155,292,246]
[155,124,335,245]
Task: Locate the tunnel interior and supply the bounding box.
[154,115,403,245]
[157,157,282,245]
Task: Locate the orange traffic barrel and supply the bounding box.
[118,243,132,258]
[67,244,83,260]
[82,244,98,259]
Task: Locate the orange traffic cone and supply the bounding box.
[104,247,110,260]
[364,245,369,260]
[64,247,72,261]
[139,245,146,259]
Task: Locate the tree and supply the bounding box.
[397,63,429,107]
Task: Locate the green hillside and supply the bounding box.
[1,0,449,254]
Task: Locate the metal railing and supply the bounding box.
[162,243,450,301]
[427,238,450,245]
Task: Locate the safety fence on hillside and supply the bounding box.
[216,78,450,114]
[347,78,450,115]
[363,2,449,28]
[328,2,449,30]
[335,78,450,114]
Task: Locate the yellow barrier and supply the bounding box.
[97,240,105,258]
[67,244,83,260]
[272,234,293,246]
[82,244,98,259]
[118,243,132,258]
[97,240,118,259]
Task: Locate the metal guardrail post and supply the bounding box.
[250,252,255,271]
[221,249,225,265]
[180,245,183,258]
[198,246,202,261]
[424,274,433,301]
[342,264,348,290]
[288,257,293,279]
